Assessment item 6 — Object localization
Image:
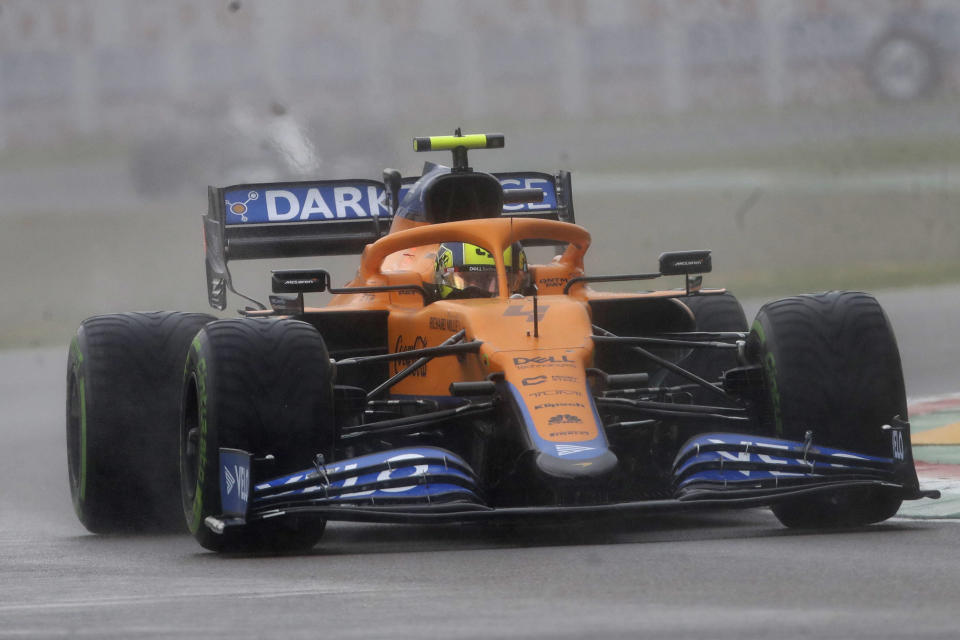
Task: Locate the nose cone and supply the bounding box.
[472,295,619,484]
[501,361,619,483]
[535,447,619,481]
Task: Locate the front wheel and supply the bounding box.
[749,291,907,528]
[180,318,335,552]
[67,311,215,533]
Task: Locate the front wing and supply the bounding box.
[205,434,939,535]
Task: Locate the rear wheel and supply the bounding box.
[180,318,335,552]
[679,292,747,382]
[656,292,747,400]
[67,311,215,533]
[749,291,907,528]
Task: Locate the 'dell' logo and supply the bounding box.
[513,355,573,365]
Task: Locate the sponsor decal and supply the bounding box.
[514,355,573,365]
[522,375,548,386]
[224,464,249,503]
[338,452,430,498]
[500,176,557,211]
[537,277,568,288]
[514,362,577,370]
[556,444,595,456]
[264,187,376,221]
[218,448,250,517]
[225,190,259,223]
[891,430,905,460]
[548,414,583,425]
[549,430,591,438]
[512,354,576,369]
[393,335,428,377]
[223,183,387,225]
[225,174,555,226]
[429,316,462,332]
[282,278,320,287]
[503,303,549,323]
[529,389,583,398]
[551,375,578,383]
[533,401,585,410]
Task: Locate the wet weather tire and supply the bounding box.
[180,318,335,553]
[683,292,748,332]
[749,291,907,528]
[658,293,747,399]
[66,311,216,533]
[679,292,747,382]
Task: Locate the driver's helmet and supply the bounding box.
[435,242,528,299]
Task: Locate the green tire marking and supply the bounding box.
[80,371,87,501]
[70,337,88,502]
[188,339,208,534]
[751,320,783,437]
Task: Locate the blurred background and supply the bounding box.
[2,0,958,347]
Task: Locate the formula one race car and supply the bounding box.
[66,131,939,551]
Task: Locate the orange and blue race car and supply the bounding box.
[66,132,939,551]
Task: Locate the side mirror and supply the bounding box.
[271,269,331,293]
[659,250,712,276]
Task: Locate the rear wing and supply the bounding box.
[204,171,575,310]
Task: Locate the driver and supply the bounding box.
[435,242,528,299]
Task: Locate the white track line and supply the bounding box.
[0,586,393,614]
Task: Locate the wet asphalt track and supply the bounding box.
[1,285,959,639]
